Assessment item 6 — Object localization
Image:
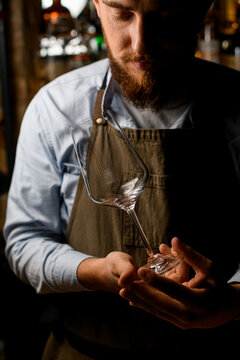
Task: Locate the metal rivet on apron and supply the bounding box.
[96,117,105,125]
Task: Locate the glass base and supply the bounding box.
[147,253,183,275]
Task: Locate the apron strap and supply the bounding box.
[93,69,109,125]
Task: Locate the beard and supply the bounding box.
[103,30,198,110]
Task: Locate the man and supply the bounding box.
[3,0,240,358]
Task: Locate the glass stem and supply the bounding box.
[127,209,154,256]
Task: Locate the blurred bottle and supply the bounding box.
[231,0,240,56]
[75,0,106,61]
[38,0,106,84]
[197,2,220,62]
[42,0,74,37]
[218,0,239,55]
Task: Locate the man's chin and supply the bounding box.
[118,61,147,83]
[109,58,171,110]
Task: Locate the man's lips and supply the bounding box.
[131,60,154,71]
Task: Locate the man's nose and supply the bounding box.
[131,16,148,55]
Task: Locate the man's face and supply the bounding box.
[93,0,206,108]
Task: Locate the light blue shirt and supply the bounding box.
[3,58,240,294]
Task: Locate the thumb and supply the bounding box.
[117,256,139,288]
[171,237,212,275]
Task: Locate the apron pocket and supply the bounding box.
[123,173,172,251]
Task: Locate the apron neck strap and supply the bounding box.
[93,69,109,125]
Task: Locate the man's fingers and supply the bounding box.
[164,258,190,283]
[171,237,212,274]
[159,243,171,255]
[117,259,139,287]
[136,267,199,306]
[119,287,188,329]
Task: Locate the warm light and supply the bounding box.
[44,12,59,20]
[43,11,60,24]
[232,22,239,31]
[43,13,49,20]
[50,12,59,24]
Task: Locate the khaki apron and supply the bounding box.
[42,79,240,359]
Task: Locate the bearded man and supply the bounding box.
[4,1,240,359]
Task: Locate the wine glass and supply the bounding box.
[70,110,182,275]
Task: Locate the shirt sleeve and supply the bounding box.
[3,95,92,294]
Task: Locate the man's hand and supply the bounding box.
[119,238,240,329]
[77,251,139,293]
[157,241,190,283]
